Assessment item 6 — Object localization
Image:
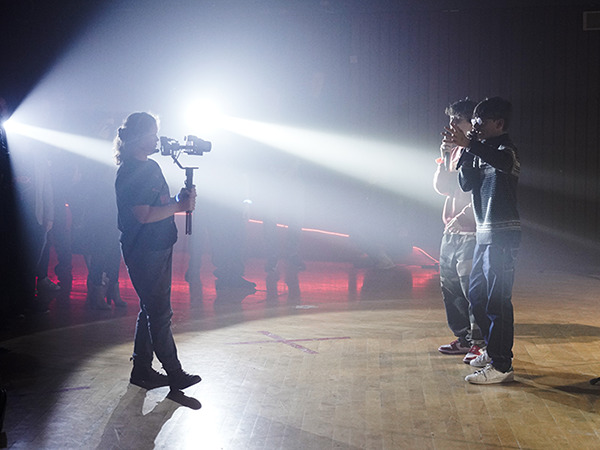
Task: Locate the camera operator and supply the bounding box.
[114,112,201,391]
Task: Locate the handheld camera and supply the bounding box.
[159,135,212,235]
[160,135,212,156]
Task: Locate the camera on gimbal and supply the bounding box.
[159,135,212,236]
[160,135,212,157]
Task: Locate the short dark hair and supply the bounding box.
[474,97,512,131]
[445,98,477,120]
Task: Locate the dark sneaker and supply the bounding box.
[37,277,61,293]
[106,283,127,308]
[438,339,471,355]
[168,370,202,391]
[130,367,169,390]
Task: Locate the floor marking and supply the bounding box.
[227,331,351,354]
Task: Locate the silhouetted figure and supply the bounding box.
[0,96,22,318]
[45,148,79,299]
[10,139,56,314]
[185,198,257,303]
[72,119,126,311]
[185,138,257,303]
[115,112,201,391]
[259,152,305,303]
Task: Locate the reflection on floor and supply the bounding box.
[2,237,600,449]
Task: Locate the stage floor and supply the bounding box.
[2,233,600,449]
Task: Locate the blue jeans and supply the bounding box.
[439,233,482,346]
[468,240,519,372]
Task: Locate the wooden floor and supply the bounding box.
[2,230,600,449]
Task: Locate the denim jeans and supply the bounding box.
[439,233,482,345]
[123,246,182,374]
[468,240,519,372]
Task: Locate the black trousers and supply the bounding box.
[123,246,181,374]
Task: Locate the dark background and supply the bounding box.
[2,0,600,253]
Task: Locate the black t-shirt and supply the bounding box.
[115,158,177,255]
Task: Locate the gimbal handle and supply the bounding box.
[184,167,194,235]
[171,155,197,235]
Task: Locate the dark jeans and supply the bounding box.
[469,240,519,372]
[51,203,73,289]
[87,239,121,286]
[123,247,181,374]
[439,233,482,345]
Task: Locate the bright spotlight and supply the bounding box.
[184,97,226,135]
[3,116,16,132]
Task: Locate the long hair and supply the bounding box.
[114,112,159,165]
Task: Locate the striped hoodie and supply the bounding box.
[457,133,520,245]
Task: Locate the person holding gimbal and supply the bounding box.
[115,112,201,391]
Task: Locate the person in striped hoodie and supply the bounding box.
[446,97,521,384]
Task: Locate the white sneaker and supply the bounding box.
[469,349,491,367]
[465,364,514,384]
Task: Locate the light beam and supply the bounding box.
[5,120,114,166]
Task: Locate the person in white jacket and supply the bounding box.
[434,99,484,364]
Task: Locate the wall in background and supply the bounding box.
[346,4,600,243]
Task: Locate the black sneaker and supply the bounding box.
[168,370,202,391]
[130,367,169,390]
[37,277,61,293]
